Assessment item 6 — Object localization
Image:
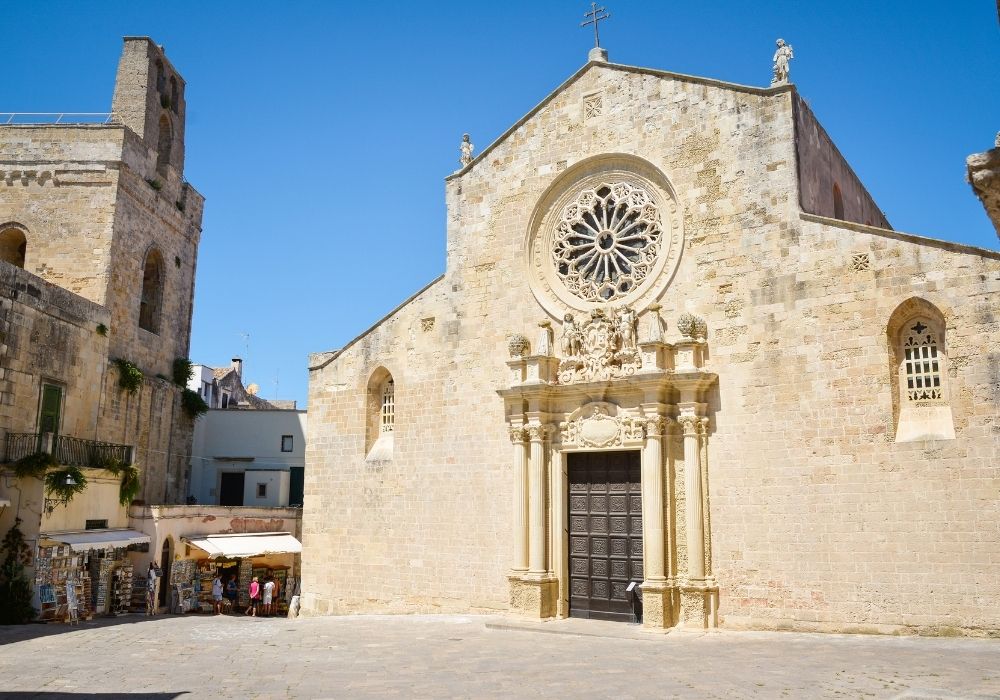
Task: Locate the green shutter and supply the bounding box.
[39,385,62,438]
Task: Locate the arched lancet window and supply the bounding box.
[365,368,395,460]
[169,76,179,114]
[902,320,941,402]
[380,379,395,433]
[887,298,954,442]
[156,113,172,176]
[155,60,166,94]
[833,182,844,220]
[0,224,27,268]
[139,248,164,333]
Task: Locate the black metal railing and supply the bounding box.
[4,432,41,463]
[4,432,133,467]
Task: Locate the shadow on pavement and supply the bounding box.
[0,694,187,699]
[0,613,207,645]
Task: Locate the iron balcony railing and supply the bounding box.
[4,432,133,468]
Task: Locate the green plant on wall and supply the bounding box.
[113,358,144,394]
[12,451,59,479]
[0,518,35,624]
[172,357,194,387]
[88,452,124,474]
[96,323,108,336]
[181,388,209,420]
[118,464,141,506]
[43,466,87,509]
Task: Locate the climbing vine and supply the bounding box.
[114,358,144,394]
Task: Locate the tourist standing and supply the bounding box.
[145,562,158,616]
[262,576,275,616]
[211,573,224,615]
[225,574,238,613]
[247,577,260,617]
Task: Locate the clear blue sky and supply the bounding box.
[4,1,998,407]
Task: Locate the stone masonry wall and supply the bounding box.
[0,37,204,522]
[303,62,1000,634]
[794,96,891,228]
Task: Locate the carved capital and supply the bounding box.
[697,417,710,437]
[644,415,667,437]
[678,414,700,436]
[526,424,551,443]
[508,426,527,444]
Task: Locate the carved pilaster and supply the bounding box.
[509,425,528,572]
[527,423,549,574]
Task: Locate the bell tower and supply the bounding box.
[111,36,187,179]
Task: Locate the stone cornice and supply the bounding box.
[800,212,1000,260]
[496,369,717,401]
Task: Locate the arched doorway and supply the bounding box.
[158,538,172,606]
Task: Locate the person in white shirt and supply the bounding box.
[262,576,275,616]
[211,574,224,615]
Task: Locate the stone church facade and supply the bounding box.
[303,53,1000,635]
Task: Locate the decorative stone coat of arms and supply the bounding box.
[561,403,646,448]
[558,306,640,384]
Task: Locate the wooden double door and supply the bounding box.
[568,450,643,622]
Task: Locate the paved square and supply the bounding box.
[1,614,998,698]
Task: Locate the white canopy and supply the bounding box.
[42,528,150,552]
[182,532,301,559]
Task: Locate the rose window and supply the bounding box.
[551,182,662,302]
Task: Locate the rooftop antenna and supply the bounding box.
[272,367,280,401]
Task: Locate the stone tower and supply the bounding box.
[0,36,204,505]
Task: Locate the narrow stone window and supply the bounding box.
[365,368,395,460]
[833,182,844,219]
[169,76,179,113]
[155,60,166,93]
[902,320,941,402]
[157,113,172,176]
[380,379,395,433]
[888,299,954,442]
[139,248,164,333]
[0,224,27,268]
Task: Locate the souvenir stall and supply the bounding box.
[35,529,150,622]
[177,532,301,614]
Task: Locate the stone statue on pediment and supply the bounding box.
[772,38,793,85]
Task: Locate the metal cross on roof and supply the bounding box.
[581,2,611,48]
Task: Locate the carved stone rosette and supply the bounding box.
[558,306,640,384]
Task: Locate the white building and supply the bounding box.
[189,408,306,507]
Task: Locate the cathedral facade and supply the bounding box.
[302,53,1000,635]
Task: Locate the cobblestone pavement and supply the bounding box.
[1,614,999,699]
